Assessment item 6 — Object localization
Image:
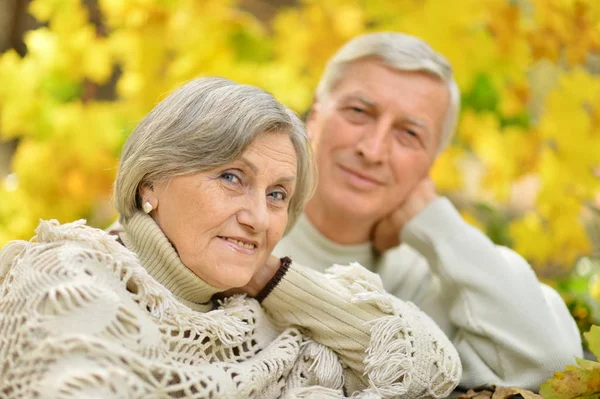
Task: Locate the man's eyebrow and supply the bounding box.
[343,93,378,108]
[404,116,433,145]
[404,116,429,132]
[342,94,433,142]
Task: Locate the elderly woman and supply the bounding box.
[0,78,461,398]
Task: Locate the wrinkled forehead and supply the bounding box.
[328,60,447,106]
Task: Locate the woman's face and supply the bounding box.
[143,132,298,289]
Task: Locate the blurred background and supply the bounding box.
[0,0,599,338]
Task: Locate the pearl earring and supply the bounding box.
[142,201,153,214]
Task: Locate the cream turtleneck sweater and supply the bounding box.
[274,198,583,390]
[0,213,461,398]
[119,213,221,312]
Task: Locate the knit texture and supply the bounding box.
[0,214,461,398]
[274,198,582,390]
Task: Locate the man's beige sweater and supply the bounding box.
[275,198,582,390]
[0,213,461,398]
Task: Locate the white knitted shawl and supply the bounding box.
[0,216,461,398]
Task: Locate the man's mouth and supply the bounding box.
[338,164,384,186]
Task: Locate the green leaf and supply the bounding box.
[230,27,273,63]
[585,325,600,360]
[500,112,530,129]
[462,73,500,113]
[42,73,82,103]
[472,202,513,247]
[576,357,600,369]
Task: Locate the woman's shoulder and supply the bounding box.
[1,219,139,285]
[16,219,132,258]
[33,218,124,248]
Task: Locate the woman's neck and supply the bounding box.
[119,212,224,312]
[304,198,375,245]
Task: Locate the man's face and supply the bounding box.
[307,59,449,223]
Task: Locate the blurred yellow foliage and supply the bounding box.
[0,0,599,276]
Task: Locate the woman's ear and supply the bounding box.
[139,183,158,210]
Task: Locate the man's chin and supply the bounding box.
[331,194,387,219]
[310,187,387,219]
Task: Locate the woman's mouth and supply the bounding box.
[223,237,256,249]
[217,236,258,254]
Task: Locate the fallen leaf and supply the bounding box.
[492,386,543,399]
[539,360,600,399]
[457,388,493,399]
[457,385,542,399]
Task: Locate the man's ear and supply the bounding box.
[306,98,322,142]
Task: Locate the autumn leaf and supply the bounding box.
[458,386,493,399]
[585,325,600,359]
[492,386,543,399]
[539,357,600,399]
[458,385,542,399]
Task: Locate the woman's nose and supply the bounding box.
[236,194,269,233]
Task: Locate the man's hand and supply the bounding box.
[372,177,439,254]
[241,255,282,297]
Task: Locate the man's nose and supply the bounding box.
[236,194,269,233]
[355,120,389,164]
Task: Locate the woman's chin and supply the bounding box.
[211,264,255,289]
[187,254,259,289]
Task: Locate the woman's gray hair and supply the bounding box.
[114,77,316,233]
[316,32,461,153]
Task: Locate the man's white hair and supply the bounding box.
[316,32,460,153]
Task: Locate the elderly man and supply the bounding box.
[274,32,582,390]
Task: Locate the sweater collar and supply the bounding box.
[295,213,377,270]
[119,212,224,312]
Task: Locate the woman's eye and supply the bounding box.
[350,107,366,114]
[220,172,241,184]
[406,129,417,137]
[268,191,287,201]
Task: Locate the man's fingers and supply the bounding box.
[373,217,400,253]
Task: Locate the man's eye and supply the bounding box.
[221,172,241,184]
[344,107,371,124]
[394,129,421,149]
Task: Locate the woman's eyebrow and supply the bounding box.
[239,157,258,174]
[276,176,297,184]
[240,156,296,183]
